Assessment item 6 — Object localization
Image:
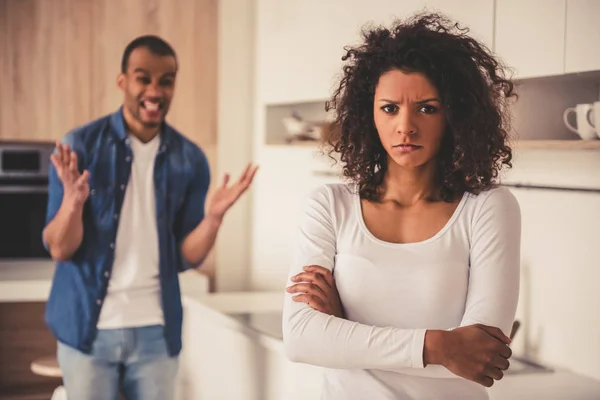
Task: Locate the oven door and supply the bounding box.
[0,184,51,259]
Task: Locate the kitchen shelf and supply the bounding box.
[515,140,600,150]
[264,99,332,145]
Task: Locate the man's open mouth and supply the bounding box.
[140,100,164,111]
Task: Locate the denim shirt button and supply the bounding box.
[90,189,96,196]
[113,214,118,220]
[110,242,115,249]
[96,299,102,306]
[120,184,126,190]
[125,156,132,162]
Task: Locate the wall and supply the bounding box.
[214,0,256,292]
[0,0,219,281]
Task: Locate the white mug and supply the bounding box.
[563,103,597,140]
[585,101,600,138]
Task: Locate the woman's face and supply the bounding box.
[373,69,446,171]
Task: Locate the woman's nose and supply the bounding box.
[395,109,417,136]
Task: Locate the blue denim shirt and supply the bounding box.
[44,107,210,357]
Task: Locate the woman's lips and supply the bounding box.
[392,144,422,153]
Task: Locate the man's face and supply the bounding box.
[118,47,177,128]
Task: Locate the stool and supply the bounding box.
[31,355,62,378]
[30,356,66,400]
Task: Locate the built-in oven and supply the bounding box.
[0,141,55,261]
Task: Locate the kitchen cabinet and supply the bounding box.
[565,0,600,73]
[181,292,600,400]
[256,0,495,104]
[494,0,566,79]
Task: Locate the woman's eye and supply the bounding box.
[381,104,398,114]
[419,104,438,114]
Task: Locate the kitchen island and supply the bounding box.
[180,291,600,400]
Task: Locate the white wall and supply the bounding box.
[214,0,256,291]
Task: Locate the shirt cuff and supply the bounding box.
[411,328,427,369]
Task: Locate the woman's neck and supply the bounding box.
[380,160,439,206]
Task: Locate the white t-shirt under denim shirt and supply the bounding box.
[282,183,521,400]
[97,133,163,329]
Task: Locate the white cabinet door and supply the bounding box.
[256,0,494,105]
[565,0,600,73]
[424,0,495,50]
[495,0,566,79]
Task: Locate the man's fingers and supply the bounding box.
[69,151,78,174]
[240,163,252,180]
[76,170,89,186]
[238,163,258,187]
[55,142,64,164]
[60,144,70,165]
[244,165,259,185]
[50,154,66,180]
[221,173,230,188]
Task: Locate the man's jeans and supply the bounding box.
[57,325,179,400]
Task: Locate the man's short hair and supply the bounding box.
[121,35,177,73]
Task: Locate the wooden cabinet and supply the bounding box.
[494,0,566,79]
[565,0,600,73]
[0,302,61,399]
[0,0,217,149]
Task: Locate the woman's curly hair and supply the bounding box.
[324,12,517,202]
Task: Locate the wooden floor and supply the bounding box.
[0,389,59,400]
[0,302,62,400]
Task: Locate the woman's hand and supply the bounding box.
[424,324,512,387]
[286,265,345,318]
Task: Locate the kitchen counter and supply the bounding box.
[182,291,600,400]
[0,261,210,302]
[0,260,55,302]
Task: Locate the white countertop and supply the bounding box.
[0,260,55,302]
[183,291,600,400]
[0,261,211,302]
[183,290,285,353]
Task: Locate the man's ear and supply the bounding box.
[117,73,125,91]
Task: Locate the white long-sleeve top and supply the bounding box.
[282,183,521,400]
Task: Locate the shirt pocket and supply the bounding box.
[86,176,114,222]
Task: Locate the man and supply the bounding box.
[42,35,257,399]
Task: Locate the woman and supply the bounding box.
[282,12,521,400]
